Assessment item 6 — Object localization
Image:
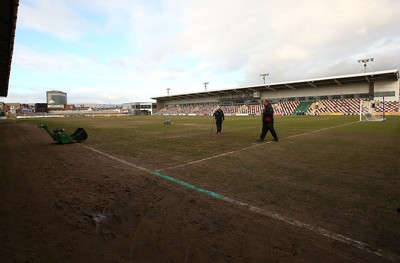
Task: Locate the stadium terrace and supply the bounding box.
[152,69,399,117]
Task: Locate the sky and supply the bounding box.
[3,0,400,104]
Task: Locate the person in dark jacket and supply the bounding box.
[258,99,278,141]
[213,106,225,134]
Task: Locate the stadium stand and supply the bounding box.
[274,101,299,116]
[153,70,399,118]
[314,98,361,115]
[155,99,399,116]
[292,102,312,115]
[374,101,399,113]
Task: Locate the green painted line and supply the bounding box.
[151,171,223,199]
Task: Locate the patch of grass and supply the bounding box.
[17,114,400,254]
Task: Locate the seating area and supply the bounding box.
[374,101,399,113]
[157,105,214,115]
[156,99,399,116]
[313,98,361,115]
[157,104,264,115]
[274,101,300,116]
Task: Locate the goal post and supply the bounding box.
[359,97,386,122]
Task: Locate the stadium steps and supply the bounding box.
[292,102,312,115]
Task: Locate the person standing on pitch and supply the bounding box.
[213,106,225,134]
[258,99,278,142]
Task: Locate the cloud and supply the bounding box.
[19,0,90,41]
[4,0,400,104]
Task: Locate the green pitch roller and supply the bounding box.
[38,124,88,144]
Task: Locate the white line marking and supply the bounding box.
[81,145,152,172]
[156,121,358,172]
[221,197,399,262]
[155,150,238,171]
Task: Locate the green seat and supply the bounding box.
[292,102,312,115]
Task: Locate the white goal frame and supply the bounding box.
[359,98,386,122]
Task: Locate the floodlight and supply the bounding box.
[260,73,269,84]
[358,58,374,73]
[203,82,209,91]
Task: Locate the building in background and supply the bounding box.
[35,103,48,113]
[47,90,67,109]
[122,102,157,115]
[5,103,20,115]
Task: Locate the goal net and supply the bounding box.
[359,98,385,122]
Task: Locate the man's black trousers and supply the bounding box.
[259,121,278,141]
[216,121,222,133]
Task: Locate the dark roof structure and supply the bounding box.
[152,69,399,102]
[0,0,19,97]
